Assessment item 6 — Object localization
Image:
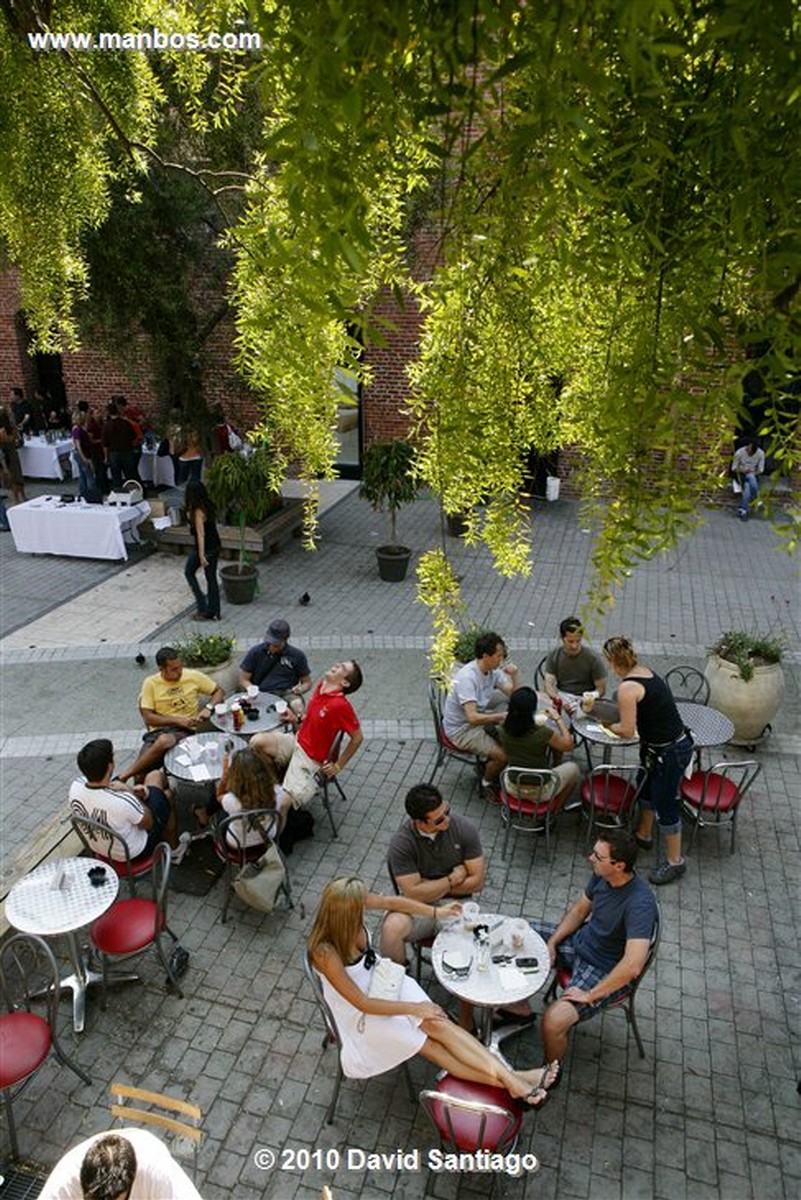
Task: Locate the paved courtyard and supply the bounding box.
[0,481,799,1199]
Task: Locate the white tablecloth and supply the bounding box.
[8,497,151,560]
[18,437,74,479]
[139,447,176,487]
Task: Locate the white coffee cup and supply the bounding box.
[462,901,480,932]
[246,684,259,699]
[275,698,288,715]
[214,703,227,717]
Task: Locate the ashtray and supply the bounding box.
[87,866,107,887]
[246,709,260,721]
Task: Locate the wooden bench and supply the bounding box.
[147,497,305,560]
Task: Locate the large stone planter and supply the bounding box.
[704,653,785,744]
[199,656,239,694]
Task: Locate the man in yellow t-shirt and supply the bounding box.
[118,645,225,781]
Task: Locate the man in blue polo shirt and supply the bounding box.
[239,618,312,714]
[530,828,658,1062]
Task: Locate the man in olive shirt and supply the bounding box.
[544,617,607,705]
[380,783,485,965]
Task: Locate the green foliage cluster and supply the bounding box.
[173,628,234,667]
[204,445,281,564]
[359,440,417,546]
[710,631,784,683]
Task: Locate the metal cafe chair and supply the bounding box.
[427,681,487,795]
[680,758,762,855]
[71,811,157,898]
[213,807,293,923]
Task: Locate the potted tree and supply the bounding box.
[205,446,282,604]
[704,630,785,744]
[359,439,418,581]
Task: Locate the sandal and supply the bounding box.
[542,1059,562,1093]
[523,1086,550,1110]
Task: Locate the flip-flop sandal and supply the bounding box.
[542,1059,562,1093]
[523,1086,550,1111]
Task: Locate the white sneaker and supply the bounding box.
[171,831,192,866]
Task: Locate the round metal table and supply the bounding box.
[209,691,285,736]
[164,731,247,783]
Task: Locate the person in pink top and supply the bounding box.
[251,660,363,815]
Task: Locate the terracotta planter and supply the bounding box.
[704,653,785,744]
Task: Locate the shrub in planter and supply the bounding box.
[705,630,785,743]
[359,440,418,581]
[206,446,281,603]
[174,630,238,691]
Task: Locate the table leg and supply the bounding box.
[60,932,138,1033]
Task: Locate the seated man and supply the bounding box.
[543,617,607,707]
[239,617,312,716]
[732,438,765,520]
[381,783,485,957]
[442,631,520,789]
[69,738,190,863]
[531,829,657,1062]
[118,645,224,781]
[251,660,363,813]
[40,1129,201,1200]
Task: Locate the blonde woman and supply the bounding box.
[308,877,561,1106]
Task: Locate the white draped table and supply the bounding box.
[18,436,73,479]
[8,496,151,560]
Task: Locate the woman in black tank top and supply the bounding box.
[602,637,693,887]
[184,480,221,621]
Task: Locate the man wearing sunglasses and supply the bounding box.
[381,783,485,971]
[530,829,658,1063]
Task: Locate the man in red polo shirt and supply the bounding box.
[251,660,363,812]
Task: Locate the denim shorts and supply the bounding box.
[531,920,634,1024]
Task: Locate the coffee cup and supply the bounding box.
[510,918,528,950]
[274,699,289,716]
[214,703,227,717]
[246,684,259,699]
[581,690,598,714]
[462,901,480,932]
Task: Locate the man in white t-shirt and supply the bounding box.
[69,738,189,864]
[732,439,765,520]
[40,1128,201,1200]
[442,631,520,791]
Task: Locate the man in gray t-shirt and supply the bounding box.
[381,783,485,968]
[544,617,607,703]
[441,631,521,786]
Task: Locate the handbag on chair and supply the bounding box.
[232,842,286,913]
[366,956,407,1001]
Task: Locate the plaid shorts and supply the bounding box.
[532,920,633,1024]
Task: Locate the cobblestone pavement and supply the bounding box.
[0,483,799,1199]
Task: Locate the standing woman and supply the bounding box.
[602,637,693,886]
[309,877,561,1106]
[184,480,221,621]
[71,409,99,502]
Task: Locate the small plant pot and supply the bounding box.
[220,562,259,604]
[376,545,412,582]
[446,512,469,537]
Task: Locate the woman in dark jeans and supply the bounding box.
[184,480,221,621]
[602,636,693,886]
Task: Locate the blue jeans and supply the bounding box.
[76,457,101,503]
[185,549,220,618]
[639,733,693,835]
[0,495,9,530]
[108,450,138,488]
[739,473,759,514]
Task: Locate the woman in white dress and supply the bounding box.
[308,877,561,1105]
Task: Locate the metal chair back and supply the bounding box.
[70,810,153,897]
[317,731,348,838]
[214,807,292,922]
[533,655,548,691]
[499,766,562,860]
[0,933,91,1157]
[427,681,486,792]
[665,665,710,704]
[581,763,644,845]
[681,758,761,853]
[420,1078,524,1156]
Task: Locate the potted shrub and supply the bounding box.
[453,624,495,666]
[704,630,785,744]
[205,446,282,604]
[359,439,418,581]
[174,630,238,692]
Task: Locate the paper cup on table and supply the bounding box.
[510,918,528,950]
[581,690,598,714]
[274,698,289,715]
[214,703,227,718]
[246,684,259,699]
[461,901,480,932]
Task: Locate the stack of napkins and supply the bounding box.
[496,963,529,990]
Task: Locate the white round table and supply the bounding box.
[5,857,124,1032]
[432,913,549,1045]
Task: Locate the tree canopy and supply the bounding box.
[1,0,799,665]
